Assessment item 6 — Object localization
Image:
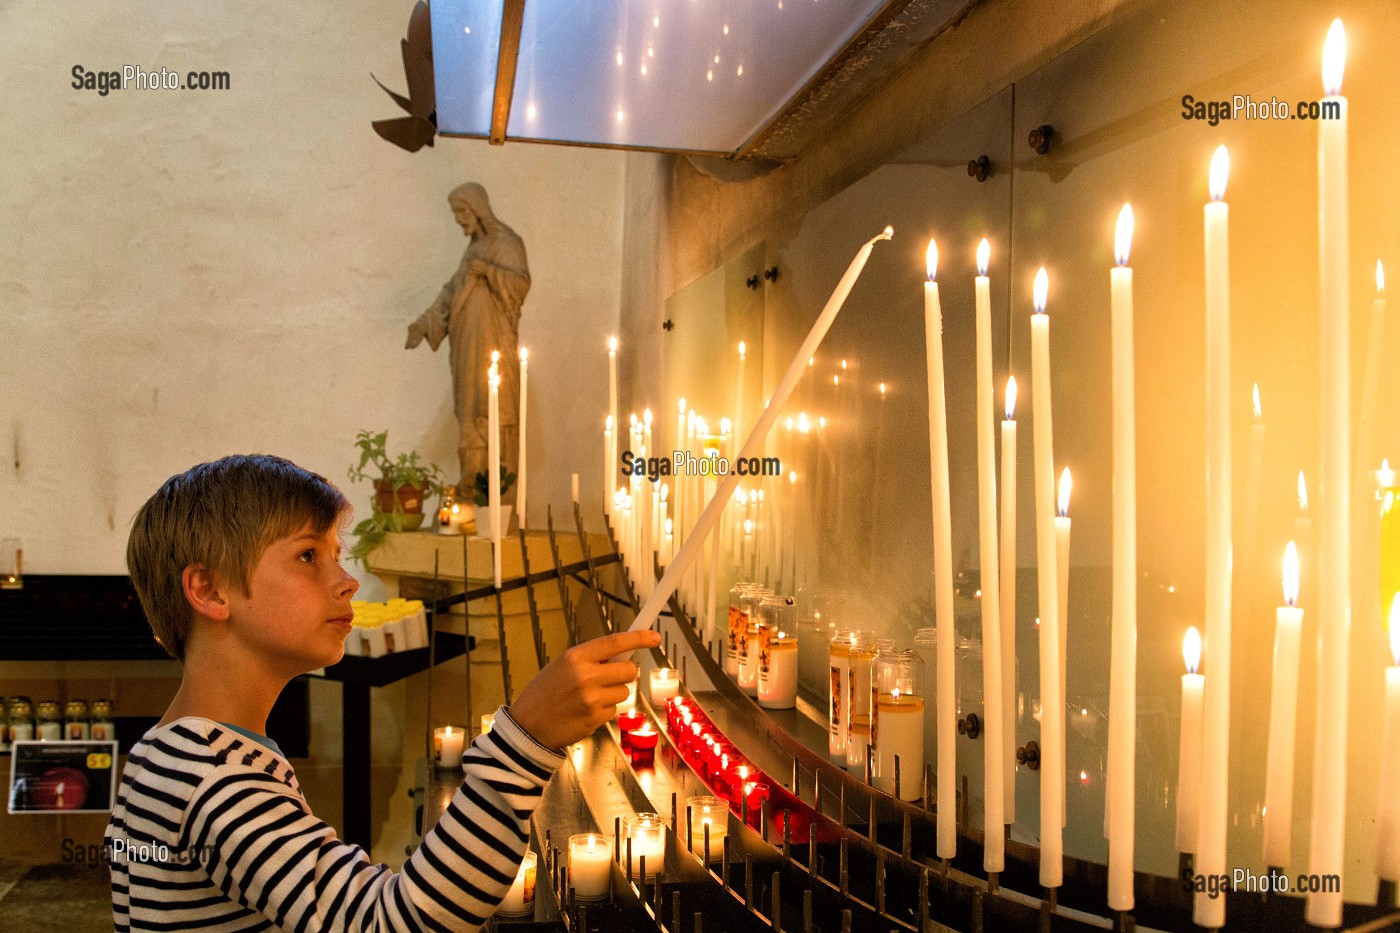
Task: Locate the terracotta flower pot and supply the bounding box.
[373,481,428,531]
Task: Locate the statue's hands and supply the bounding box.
[468,258,489,277]
[405,321,427,349]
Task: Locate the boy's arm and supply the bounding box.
[184,706,562,933]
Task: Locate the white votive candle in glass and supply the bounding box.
[568,833,613,900]
[873,689,925,801]
[480,713,497,736]
[687,795,729,860]
[623,813,667,880]
[649,668,680,706]
[433,725,464,770]
[498,850,537,916]
[758,630,800,710]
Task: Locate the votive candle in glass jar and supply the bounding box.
[687,795,729,859]
[568,833,613,900]
[497,850,537,916]
[757,597,799,709]
[622,813,667,879]
[649,667,680,706]
[871,648,926,800]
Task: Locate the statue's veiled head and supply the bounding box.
[448,182,495,237]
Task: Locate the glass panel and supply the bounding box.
[430,0,504,137]
[506,0,892,152]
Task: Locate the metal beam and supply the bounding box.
[489,0,527,145]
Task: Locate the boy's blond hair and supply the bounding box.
[127,454,351,660]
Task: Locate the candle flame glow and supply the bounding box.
[788,470,797,485]
[892,687,901,700]
[797,412,809,434]
[1209,145,1229,202]
[660,483,668,501]
[1282,541,1299,607]
[1390,595,1400,666]
[1005,376,1017,420]
[744,518,753,535]
[519,346,528,362]
[1298,470,1309,513]
[1115,204,1133,266]
[720,417,731,436]
[1183,626,1202,675]
[606,414,614,431]
[976,238,990,276]
[445,725,453,736]
[488,368,500,388]
[1322,19,1346,96]
[1380,458,1395,489]
[630,413,638,427]
[1379,260,1386,296]
[1033,267,1048,313]
[925,238,939,282]
[833,375,840,387]
[609,336,618,353]
[491,349,500,364]
[1253,383,1261,420]
[879,382,887,396]
[1057,466,1073,517]
[818,416,826,430]
[841,359,848,370]
[665,517,673,536]
[678,397,686,413]
[738,340,746,358]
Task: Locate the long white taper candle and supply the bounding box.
[1000,378,1018,824]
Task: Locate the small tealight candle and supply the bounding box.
[497,851,537,916]
[568,833,613,900]
[688,795,730,859]
[628,724,659,753]
[433,725,464,769]
[480,712,496,736]
[649,667,681,706]
[618,707,646,737]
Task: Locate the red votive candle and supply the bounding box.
[618,707,645,737]
[628,724,659,752]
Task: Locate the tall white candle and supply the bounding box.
[1176,628,1204,853]
[1306,22,1351,929]
[625,227,893,637]
[1377,597,1400,882]
[1195,143,1235,930]
[735,342,747,445]
[608,337,618,517]
[1263,542,1303,868]
[604,416,614,518]
[1242,385,1265,565]
[923,239,958,859]
[1000,377,1018,824]
[489,358,503,588]
[973,237,1005,872]
[1030,267,1063,887]
[1055,467,1072,726]
[517,347,528,531]
[1357,263,1386,480]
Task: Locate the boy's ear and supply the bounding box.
[182,563,232,621]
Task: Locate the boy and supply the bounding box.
[109,454,658,931]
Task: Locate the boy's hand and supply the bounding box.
[509,630,661,750]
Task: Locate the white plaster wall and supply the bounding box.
[0,0,626,586]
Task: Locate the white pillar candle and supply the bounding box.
[1000,378,1018,824]
[433,725,465,769]
[1176,628,1205,853]
[518,347,528,530]
[1263,542,1303,868]
[1377,598,1400,882]
[973,238,1005,872]
[1107,204,1138,911]
[1306,23,1351,929]
[625,228,892,637]
[758,631,799,709]
[489,358,503,588]
[568,833,613,899]
[873,690,925,801]
[649,667,680,706]
[608,338,618,516]
[1030,266,1064,887]
[498,851,537,916]
[923,239,958,860]
[1194,145,1233,931]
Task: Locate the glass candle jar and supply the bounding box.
[567,833,613,900]
[687,795,729,860]
[725,582,756,675]
[64,699,89,741]
[844,633,880,772]
[7,697,34,743]
[497,850,537,916]
[89,699,115,742]
[828,629,857,760]
[648,667,680,706]
[757,596,799,709]
[871,648,926,800]
[621,813,667,880]
[36,701,61,741]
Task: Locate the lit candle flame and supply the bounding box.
[605,414,614,431]
[788,470,797,485]
[1282,541,1299,607]
[1209,145,1229,202]
[833,375,840,387]
[879,382,887,397]
[976,238,990,277]
[1298,470,1309,513]
[643,408,652,426]
[630,413,638,427]
[665,518,673,537]
[609,336,618,353]
[1057,466,1073,517]
[797,412,809,434]
[519,346,528,363]
[1379,260,1386,296]
[660,484,669,501]
[738,340,747,358]
[678,397,686,413]
[1380,458,1395,489]
[925,238,939,282]
[491,349,500,365]
[841,359,848,371]
[1322,18,1346,97]
[1005,376,1017,420]
[1115,204,1133,266]
[720,417,731,436]
[744,518,754,535]
[1033,267,1049,314]
[1183,626,1202,675]
[488,367,500,389]
[891,687,901,701]
[445,725,453,736]
[1253,383,1261,421]
[818,416,827,430]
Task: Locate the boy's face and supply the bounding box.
[225,521,359,675]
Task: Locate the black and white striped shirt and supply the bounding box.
[106,708,562,931]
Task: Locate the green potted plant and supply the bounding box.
[346,429,445,559]
[468,465,517,537]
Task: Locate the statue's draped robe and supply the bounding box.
[414,221,530,490]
